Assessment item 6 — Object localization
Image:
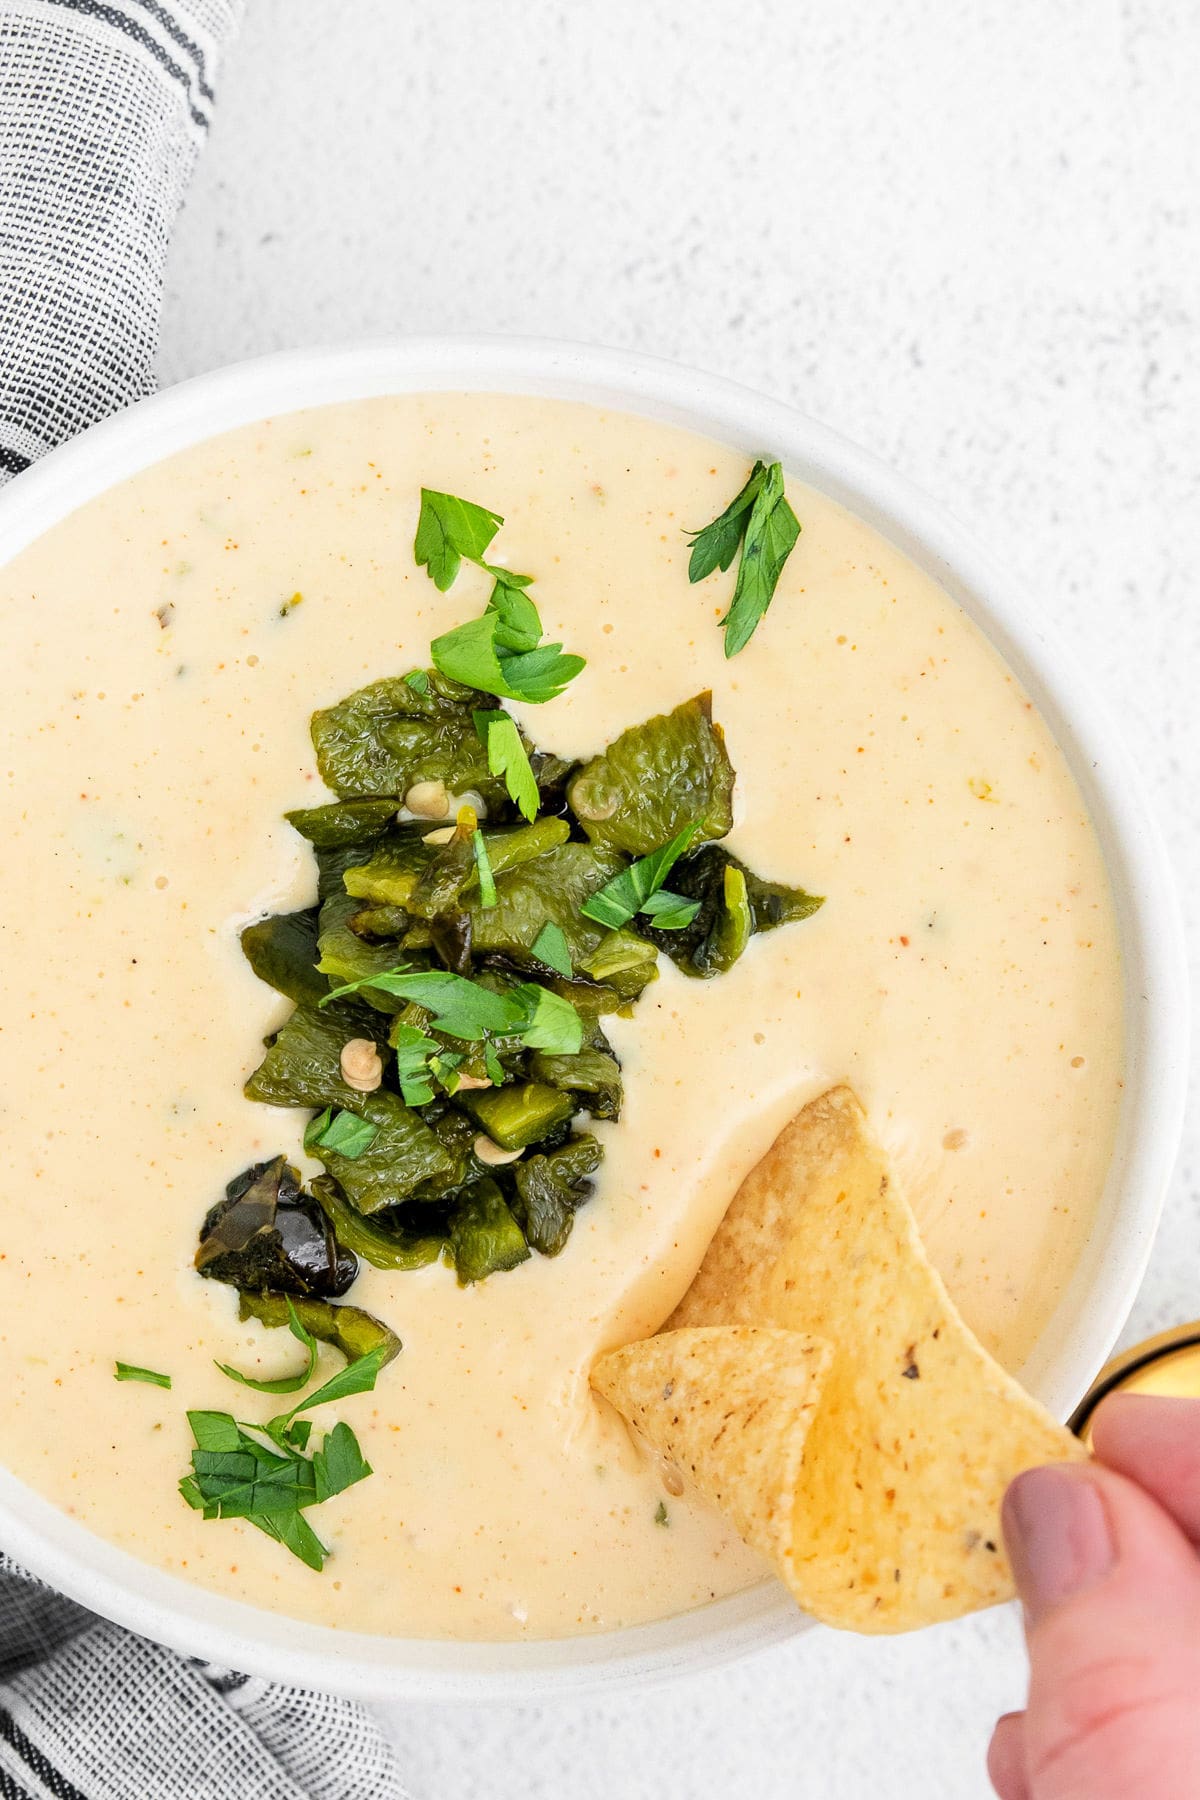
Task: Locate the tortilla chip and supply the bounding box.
[594,1328,831,1565]
[592,1084,1085,1633]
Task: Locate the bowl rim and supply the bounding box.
[0,334,1188,1701]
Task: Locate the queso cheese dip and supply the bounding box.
[0,394,1123,1640]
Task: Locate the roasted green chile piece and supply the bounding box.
[348,903,410,941]
[527,1049,622,1121]
[386,1012,496,1092]
[740,861,824,933]
[458,1081,576,1151]
[405,814,477,918]
[478,817,571,880]
[512,1134,603,1257]
[428,911,473,975]
[406,816,571,921]
[310,1176,445,1271]
[712,864,752,969]
[310,669,505,805]
[378,725,503,810]
[238,1290,402,1368]
[531,974,637,1022]
[567,694,735,855]
[244,1001,384,1109]
[637,843,823,977]
[196,1156,358,1297]
[449,1180,530,1283]
[312,1091,458,1215]
[221,665,819,1291]
[529,750,579,816]
[468,842,625,965]
[285,798,398,848]
[316,841,380,904]
[392,1101,482,1202]
[240,910,328,1009]
[342,833,436,907]
[316,891,409,1011]
[243,1005,456,1208]
[574,928,659,1002]
[423,1100,483,1164]
[397,921,435,951]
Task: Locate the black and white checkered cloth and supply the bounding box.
[1,0,232,478]
[0,5,410,1793]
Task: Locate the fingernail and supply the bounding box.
[1002,1467,1115,1625]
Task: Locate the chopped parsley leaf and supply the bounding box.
[531,919,573,977]
[581,822,699,929]
[687,463,766,582]
[114,1362,171,1390]
[639,889,702,931]
[179,1343,390,1571]
[472,828,497,908]
[414,489,504,591]
[215,1296,319,1396]
[431,610,584,705]
[304,1107,379,1160]
[324,965,581,1054]
[393,1022,441,1106]
[416,490,584,703]
[475,710,539,822]
[505,982,583,1054]
[687,460,800,656]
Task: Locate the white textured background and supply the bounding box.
[160,3,1200,1794]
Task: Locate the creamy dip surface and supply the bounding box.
[0,394,1123,1640]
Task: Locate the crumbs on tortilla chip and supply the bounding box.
[591,1084,1086,1633]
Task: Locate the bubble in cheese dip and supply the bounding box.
[0,395,1123,1640]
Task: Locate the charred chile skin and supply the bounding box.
[196,1156,358,1298]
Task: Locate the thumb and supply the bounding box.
[999,1462,1200,1799]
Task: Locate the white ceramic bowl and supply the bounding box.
[0,339,1187,1700]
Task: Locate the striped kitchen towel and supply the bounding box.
[0,0,237,481]
[0,7,410,1795]
[0,1558,407,1799]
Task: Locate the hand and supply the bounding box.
[988,1394,1200,1799]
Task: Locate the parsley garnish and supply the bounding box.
[287,1342,392,1414]
[580,822,702,931]
[531,919,572,977]
[179,1342,391,1572]
[686,467,763,582]
[505,982,582,1053]
[215,1296,319,1396]
[323,966,582,1055]
[180,1411,369,1572]
[687,460,801,657]
[416,487,585,704]
[304,1107,378,1160]
[472,828,497,908]
[428,1049,464,1094]
[654,1500,669,1526]
[486,572,540,647]
[324,967,519,1037]
[114,1362,171,1390]
[393,1021,441,1105]
[475,710,539,822]
[414,489,504,590]
[639,890,702,931]
[431,605,584,705]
